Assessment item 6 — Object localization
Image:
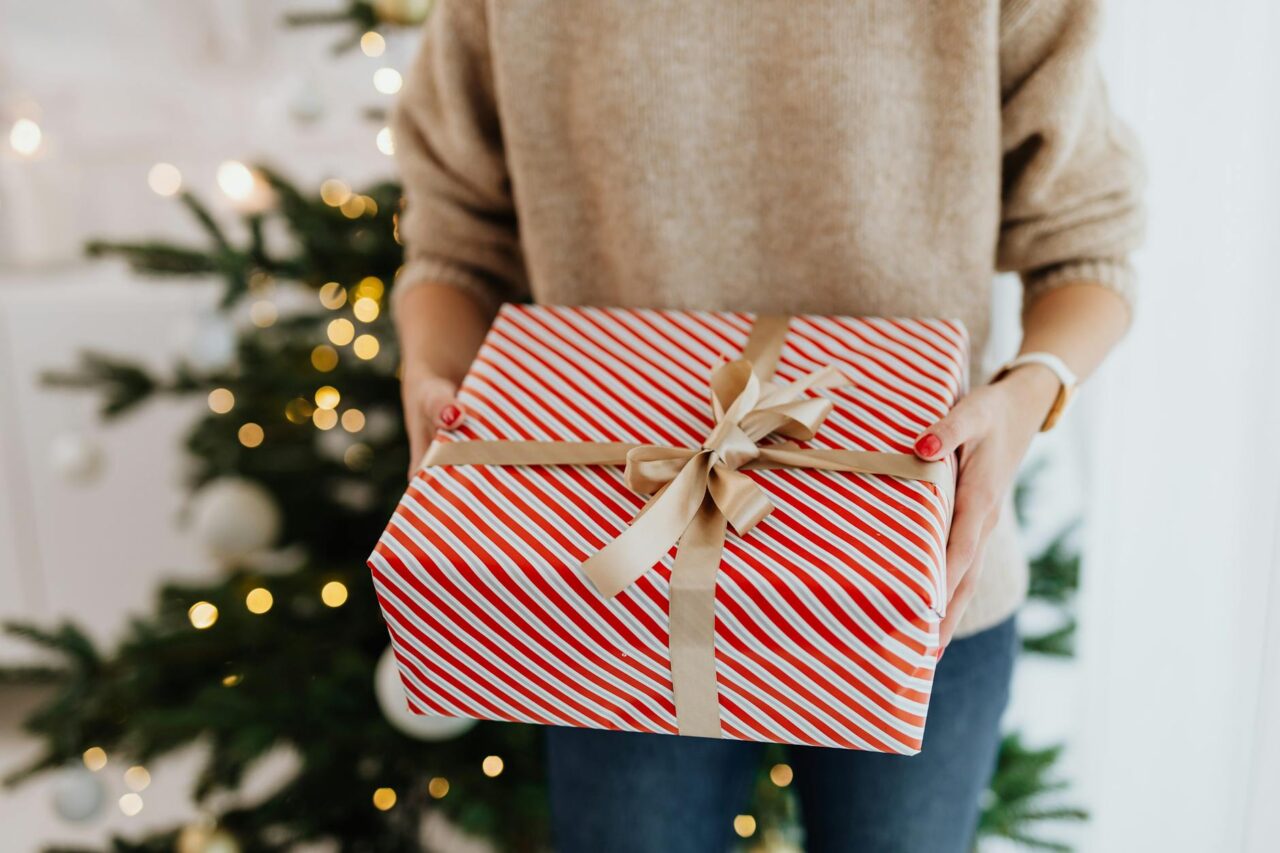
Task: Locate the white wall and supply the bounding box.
[1081,3,1280,850]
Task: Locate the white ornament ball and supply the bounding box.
[188,477,282,561]
[51,765,105,823]
[375,645,476,740]
[49,432,106,484]
[186,314,237,372]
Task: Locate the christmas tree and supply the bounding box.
[2,5,1086,851]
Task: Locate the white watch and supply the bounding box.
[991,352,1078,432]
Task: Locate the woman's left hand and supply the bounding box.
[913,366,1061,648]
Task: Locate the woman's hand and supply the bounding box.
[913,366,1060,648]
[401,361,465,480]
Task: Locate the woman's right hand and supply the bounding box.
[401,361,465,479]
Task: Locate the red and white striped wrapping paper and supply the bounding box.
[368,304,968,753]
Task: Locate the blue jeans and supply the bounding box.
[547,616,1017,853]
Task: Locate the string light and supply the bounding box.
[123,766,151,792]
[148,163,182,196]
[427,777,450,799]
[481,755,504,777]
[208,388,235,414]
[249,300,278,328]
[313,409,338,430]
[318,282,348,309]
[118,793,144,816]
[733,815,757,838]
[360,31,386,57]
[320,178,352,207]
[353,276,385,300]
[328,318,356,345]
[314,386,340,410]
[222,673,243,687]
[9,118,42,156]
[353,297,380,323]
[238,423,264,448]
[341,408,366,432]
[216,160,256,201]
[353,334,380,360]
[372,787,397,811]
[245,587,274,614]
[344,443,372,470]
[285,397,315,424]
[311,345,339,372]
[769,763,793,787]
[82,747,108,772]
[188,602,219,629]
[339,195,367,218]
[321,581,348,607]
[376,126,395,156]
[373,67,402,94]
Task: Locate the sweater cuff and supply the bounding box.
[391,257,507,317]
[1022,258,1136,318]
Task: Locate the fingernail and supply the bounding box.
[436,403,465,429]
[914,434,942,459]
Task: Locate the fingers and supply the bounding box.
[403,375,462,480]
[939,546,984,648]
[914,396,988,461]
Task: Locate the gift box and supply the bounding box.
[368,304,967,753]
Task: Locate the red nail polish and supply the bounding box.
[914,434,942,458]
[438,403,464,428]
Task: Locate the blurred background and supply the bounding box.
[0,1,1277,851]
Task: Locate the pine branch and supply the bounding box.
[1022,618,1078,657]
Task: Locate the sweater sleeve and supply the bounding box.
[391,0,528,314]
[996,0,1145,312]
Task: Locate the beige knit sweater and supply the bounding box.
[391,0,1144,637]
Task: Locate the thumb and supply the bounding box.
[913,398,985,461]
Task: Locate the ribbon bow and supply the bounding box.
[422,315,950,737]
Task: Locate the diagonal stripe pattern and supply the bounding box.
[368,304,968,753]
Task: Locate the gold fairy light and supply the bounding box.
[327,318,355,345]
[340,195,367,218]
[353,334,380,360]
[311,344,339,372]
[245,587,273,614]
[769,763,793,787]
[376,126,395,156]
[353,276,385,301]
[481,755,504,777]
[238,423,264,448]
[353,297,380,323]
[344,443,372,471]
[188,602,219,629]
[285,397,315,424]
[372,787,397,811]
[222,673,243,687]
[147,163,182,196]
[362,196,379,216]
[313,408,338,430]
[427,777,450,799]
[373,67,402,94]
[118,793,144,816]
[321,581,349,607]
[82,747,108,772]
[314,386,340,410]
[360,31,386,57]
[9,118,42,156]
[249,300,278,328]
[216,160,256,201]
[341,408,366,432]
[733,815,756,838]
[123,766,151,792]
[318,281,347,309]
[208,388,235,414]
[320,178,352,207]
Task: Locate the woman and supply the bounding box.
[390,1,1142,850]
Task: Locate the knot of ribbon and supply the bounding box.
[421,315,951,738]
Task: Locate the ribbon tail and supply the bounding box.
[582,452,713,598]
[669,498,726,739]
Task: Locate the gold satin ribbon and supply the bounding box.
[422,315,948,738]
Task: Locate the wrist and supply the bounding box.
[993,364,1062,431]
